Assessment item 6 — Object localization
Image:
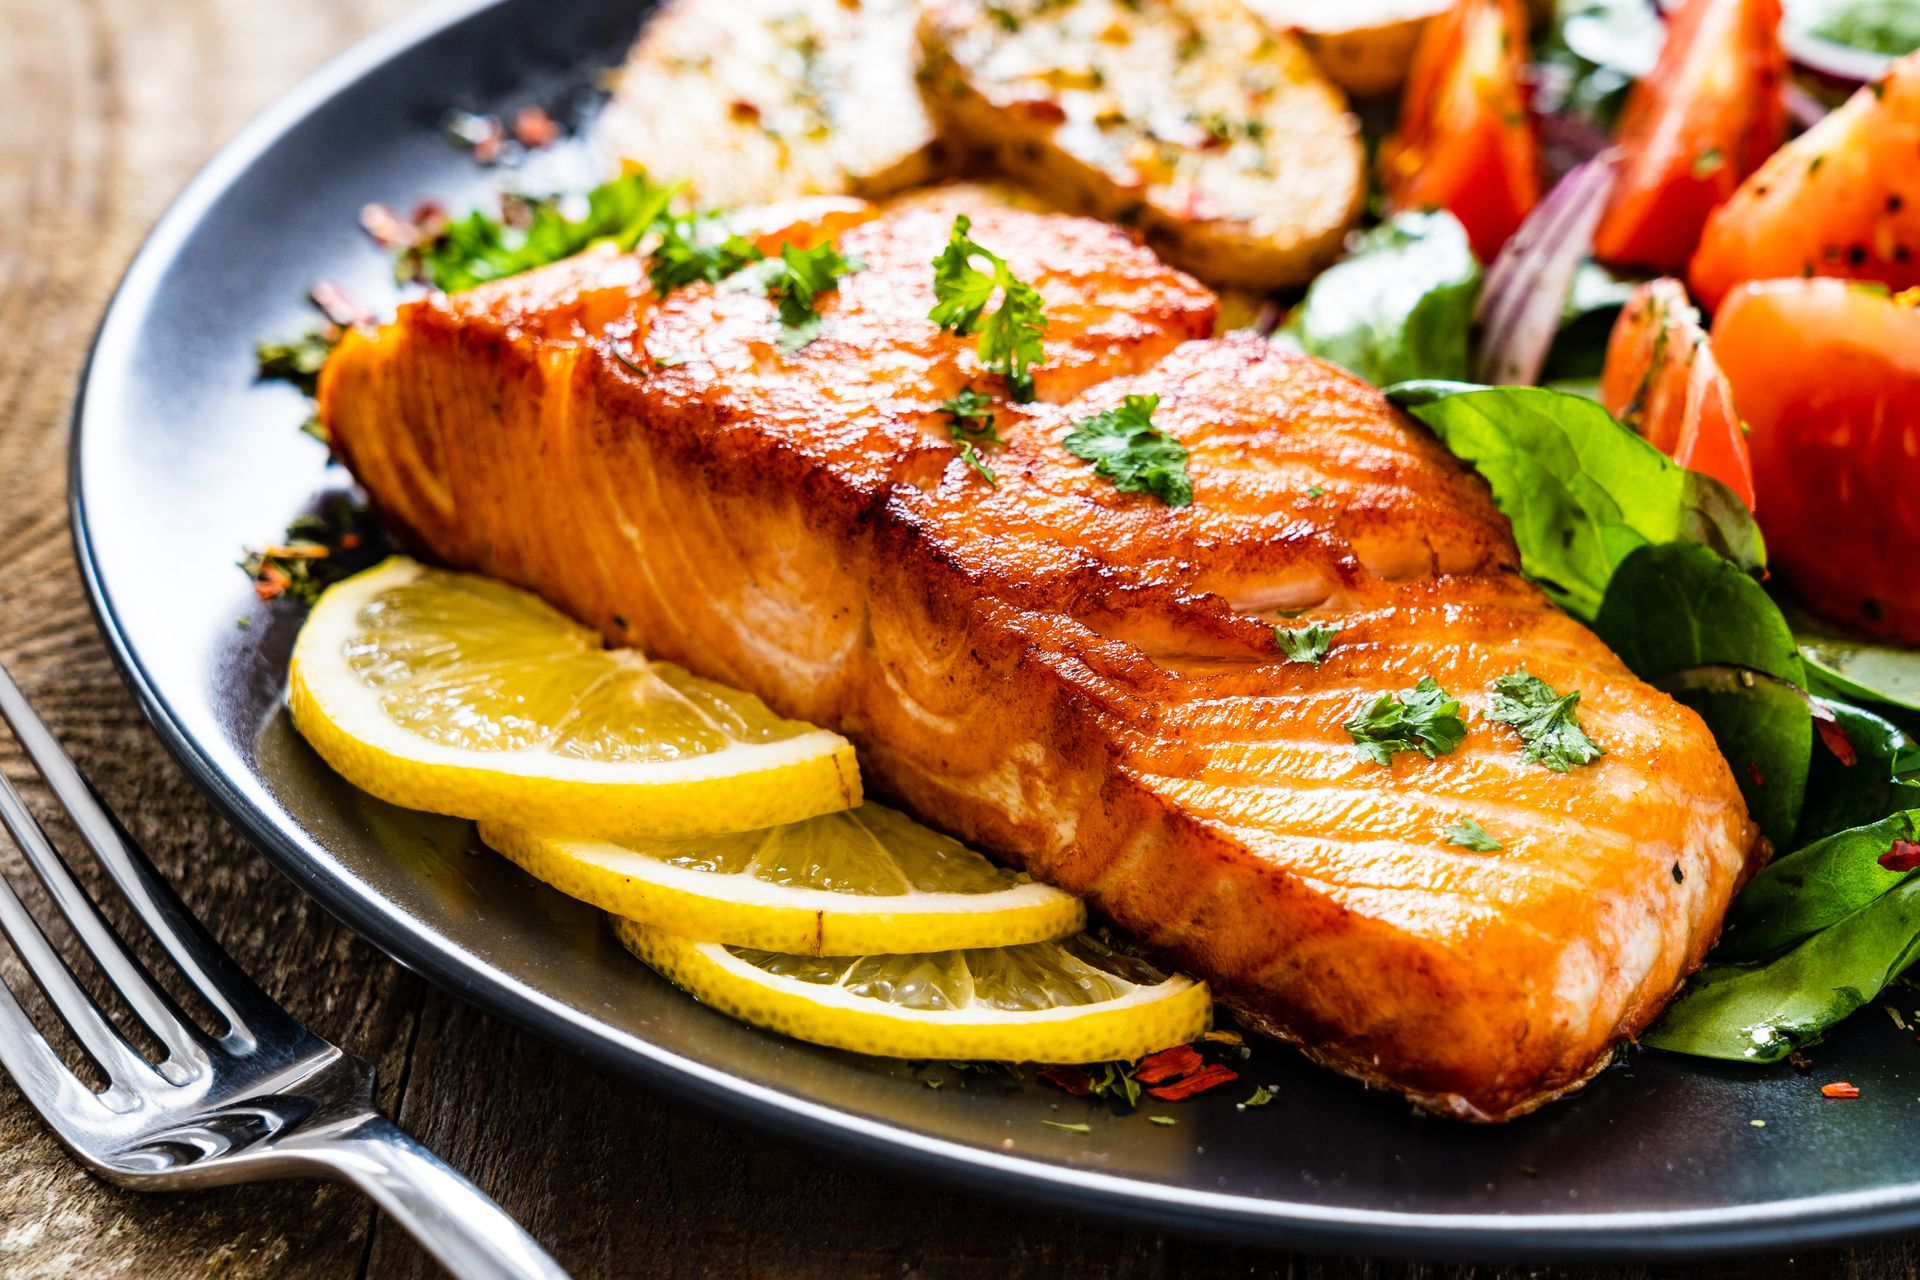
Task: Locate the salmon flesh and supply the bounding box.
[318,202,1759,1120]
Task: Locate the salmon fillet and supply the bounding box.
[319,203,1760,1120]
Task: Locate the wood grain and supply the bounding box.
[0,1,1913,1276]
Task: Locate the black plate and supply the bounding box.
[68,0,1920,1260]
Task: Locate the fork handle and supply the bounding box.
[293,1114,570,1280]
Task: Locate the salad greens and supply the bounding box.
[1387,385,1763,620]
[1799,0,1920,56]
[1281,211,1481,388]
[1533,0,1664,136]
[1397,382,1920,1062]
[403,171,680,292]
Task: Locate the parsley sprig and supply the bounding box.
[747,241,863,352]
[1062,394,1193,507]
[402,171,681,292]
[929,214,1049,401]
[649,214,764,295]
[1445,818,1503,852]
[1344,676,1468,766]
[1274,623,1340,665]
[940,386,1005,487]
[1486,670,1605,772]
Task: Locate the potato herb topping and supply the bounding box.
[929,214,1049,401]
[1344,676,1469,766]
[1486,670,1606,772]
[1061,394,1193,507]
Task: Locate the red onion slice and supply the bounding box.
[1472,155,1620,386]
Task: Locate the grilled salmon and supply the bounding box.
[319,203,1759,1120]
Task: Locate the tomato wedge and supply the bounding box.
[1379,0,1541,263]
[1593,0,1788,275]
[1599,278,1757,510]
[1711,279,1920,642]
[1691,51,1920,309]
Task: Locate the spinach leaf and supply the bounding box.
[1645,870,1920,1063]
[1788,604,1920,714]
[1800,699,1920,843]
[1594,542,1804,685]
[1653,666,1813,850]
[1388,385,1765,620]
[1716,810,1920,963]
[1282,211,1481,388]
[1800,0,1920,57]
[1534,0,1665,136]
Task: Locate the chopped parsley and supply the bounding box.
[940,386,1006,487]
[929,214,1049,401]
[1040,1120,1091,1134]
[1274,623,1340,666]
[255,328,336,397]
[1344,676,1469,766]
[400,171,681,293]
[1061,394,1193,507]
[1242,1086,1276,1108]
[1148,1115,1178,1126]
[239,496,387,607]
[747,241,863,352]
[1445,818,1503,852]
[649,214,763,295]
[1486,670,1605,772]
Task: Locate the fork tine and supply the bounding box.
[0,969,118,1146]
[0,663,287,1052]
[0,768,171,1094]
[0,732,210,1080]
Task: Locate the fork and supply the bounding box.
[0,661,570,1280]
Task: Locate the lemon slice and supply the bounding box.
[480,803,1085,954]
[616,922,1211,1062]
[290,558,859,837]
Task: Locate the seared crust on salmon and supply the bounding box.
[320,203,1760,1120]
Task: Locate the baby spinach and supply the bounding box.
[1387,384,1765,621]
[1645,871,1920,1063]
[1789,605,1920,714]
[1716,811,1920,963]
[1281,211,1481,389]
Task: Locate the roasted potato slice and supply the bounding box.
[1238,0,1447,98]
[916,0,1365,289]
[603,0,954,207]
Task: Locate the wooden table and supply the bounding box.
[0,2,1912,1276]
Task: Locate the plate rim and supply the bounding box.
[61,0,1920,1260]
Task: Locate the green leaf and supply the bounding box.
[1593,543,1814,846]
[255,327,336,397]
[1344,676,1468,766]
[1445,818,1503,852]
[649,214,763,295]
[1646,870,1920,1063]
[1799,699,1920,843]
[1594,543,1805,686]
[1062,394,1193,507]
[1274,623,1340,665]
[1653,666,1813,851]
[929,214,1048,401]
[747,241,862,352]
[1281,211,1481,388]
[1716,810,1920,963]
[1485,670,1606,772]
[406,171,682,293]
[1788,603,1920,713]
[1389,385,1765,621]
[1534,0,1665,135]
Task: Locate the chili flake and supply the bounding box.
[1820,1081,1861,1099]
[1146,1063,1239,1101]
